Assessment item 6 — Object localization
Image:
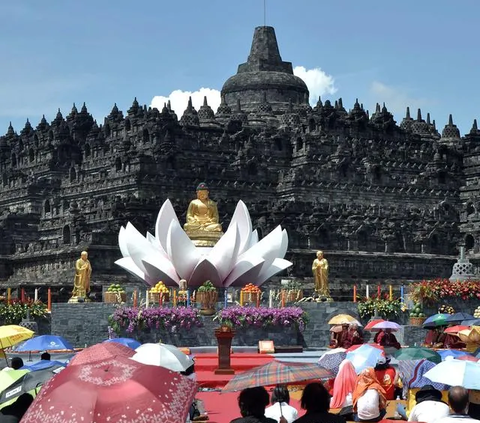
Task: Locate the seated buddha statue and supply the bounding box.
[184,183,223,246]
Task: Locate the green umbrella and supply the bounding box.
[422,313,449,329]
[393,347,441,364]
[0,369,28,393]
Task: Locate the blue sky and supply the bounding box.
[1,0,479,135]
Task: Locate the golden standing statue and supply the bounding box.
[184,183,223,246]
[312,250,331,299]
[69,251,92,303]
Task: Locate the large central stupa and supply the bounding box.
[221,26,309,113]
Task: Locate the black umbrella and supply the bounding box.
[446,312,475,324]
[0,367,62,404]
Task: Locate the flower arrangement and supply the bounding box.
[214,306,308,331]
[410,279,480,301]
[197,280,216,292]
[357,295,403,319]
[109,306,203,334]
[0,299,49,324]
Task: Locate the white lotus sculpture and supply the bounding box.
[115,199,292,288]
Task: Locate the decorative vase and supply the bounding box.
[197,290,218,315]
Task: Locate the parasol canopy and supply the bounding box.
[222,360,333,392]
[437,349,473,361]
[444,325,469,334]
[328,314,361,326]
[20,356,197,423]
[131,343,194,372]
[317,349,347,375]
[68,342,134,366]
[14,335,74,352]
[0,325,34,349]
[394,347,441,364]
[370,321,401,331]
[446,313,475,324]
[346,344,385,374]
[422,314,449,329]
[423,359,480,390]
[104,337,141,350]
[364,319,386,330]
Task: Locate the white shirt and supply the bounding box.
[357,389,380,421]
[408,400,450,423]
[265,402,298,423]
[435,415,480,423]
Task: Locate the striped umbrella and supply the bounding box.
[222,360,333,392]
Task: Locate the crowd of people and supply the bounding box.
[330,324,402,350]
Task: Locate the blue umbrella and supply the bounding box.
[462,319,480,327]
[104,338,141,350]
[437,349,473,361]
[422,313,450,329]
[21,360,66,372]
[14,335,74,352]
[446,313,475,324]
[346,344,384,374]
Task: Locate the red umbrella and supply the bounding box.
[445,325,469,334]
[364,319,385,330]
[346,343,384,353]
[69,342,134,366]
[21,355,197,423]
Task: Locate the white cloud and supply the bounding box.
[150,66,337,114]
[151,88,221,116]
[293,66,337,105]
[370,81,432,115]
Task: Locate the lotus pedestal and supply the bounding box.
[214,328,235,375]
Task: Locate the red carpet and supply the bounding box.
[194,353,275,388]
[197,391,303,423]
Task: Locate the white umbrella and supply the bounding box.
[423,358,480,390]
[131,343,194,372]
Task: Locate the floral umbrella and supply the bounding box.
[21,356,197,423]
[317,349,347,375]
[68,342,134,366]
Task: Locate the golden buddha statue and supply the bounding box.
[184,183,223,246]
[68,251,92,303]
[312,250,332,300]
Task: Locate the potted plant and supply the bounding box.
[196,281,218,316]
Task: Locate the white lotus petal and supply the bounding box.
[115,257,146,281]
[206,223,240,282]
[189,259,222,287]
[280,228,289,258]
[141,261,177,286]
[228,260,265,287]
[146,232,160,248]
[166,220,201,280]
[124,222,162,276]
[142,254,180,286]
[228,200,252,255]
[249,229,259,248]
[224,256,264,287]
[256,258,292,286]
[155,199,179,255]
[118,226,130,258]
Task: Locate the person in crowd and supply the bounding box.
[353,367,387,422]
[443,332,466,350]
[343,324,364,349]
[293,382,345,423]
[230,386,278,423]
[374,356,399,400]
[407,384,449,423]
[2,357,24,372]
[330,359,356,409]
[265,385,298,423]
[331,324,349,348]
[375,328,401,349]
[40,352,51,361]
[468,390,480,420]
[0,393,34,422]
[436,386,479,423]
